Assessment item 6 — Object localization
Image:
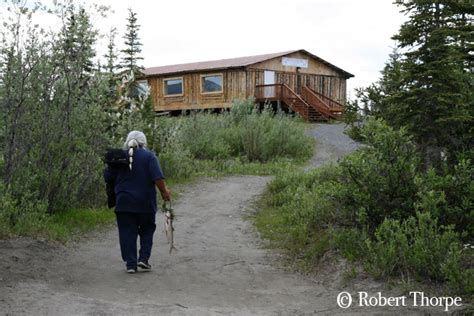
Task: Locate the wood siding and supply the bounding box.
[249,51,340,76]
[148,51,349,111]
[149,70,248,111]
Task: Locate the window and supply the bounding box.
[164,78,183,96]
[201,74,223,94]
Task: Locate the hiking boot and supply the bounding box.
[138,261,152,271]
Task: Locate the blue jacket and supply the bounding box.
[104,148,165,213]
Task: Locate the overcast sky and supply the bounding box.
[2,0,407,99]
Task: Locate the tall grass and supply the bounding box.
[151,99,313,179]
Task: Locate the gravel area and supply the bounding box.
[306,123,360,168]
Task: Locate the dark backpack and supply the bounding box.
[103,149,128,208]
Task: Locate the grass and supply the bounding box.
[0,208,116,243]
[46,208,116,242]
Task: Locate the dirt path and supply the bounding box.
[0,124,454,315]
[306,123,360,168]
[1,177,333,315]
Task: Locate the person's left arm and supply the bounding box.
[104,165,117,184]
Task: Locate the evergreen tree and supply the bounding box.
[360,1,473,168]
[0,2,111,211]
[120,8,144,76]
[104,28,118,75]
[111,7,152,142]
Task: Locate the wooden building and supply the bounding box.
[143,49,354,121]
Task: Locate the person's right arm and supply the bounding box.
[149,153,170,201]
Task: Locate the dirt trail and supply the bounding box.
[0,124,454,315]
[306,123,360,168]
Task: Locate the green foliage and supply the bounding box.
[365,212,461,282]
[415,160,474,241]
[45,208,116,242]
[0,182,115,242]
[164,100,313,164]
[119,8,144,76]
[179,113,232,160]
[340,118,420,230]
[256,119,473,295]
[441,244,474,295]
[333,228,368,262]
[356,1,473,167]
[0,2,111,212]
[0,185,49,238]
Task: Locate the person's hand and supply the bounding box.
[160,188,171,201]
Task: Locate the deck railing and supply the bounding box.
[255,84,281,100]
[255,83,310,120]
[301,87,335,119]
[255,83,345,121]
[305,87,344,113]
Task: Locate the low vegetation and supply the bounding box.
[0,97,312,241]
[0,3,312,242]
[153,100,312,180]
[255,119,473,296]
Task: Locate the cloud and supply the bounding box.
[2,0,407,99]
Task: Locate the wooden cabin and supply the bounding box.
[143,49,354,121]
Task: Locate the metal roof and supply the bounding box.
[144,49,354,78]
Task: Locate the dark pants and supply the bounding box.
[115,212,156,269]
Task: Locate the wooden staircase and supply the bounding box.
[301,86,343,120]
[255,83,344,122]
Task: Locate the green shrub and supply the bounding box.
[340,118,420,230]
[150,99,312,170]
[257,118,472,295]
[238,106,312,162]
[0,186,49,238]
[333,228,368,262]
[441,244,474,295]
[416,159,474,241]
[179,113,232,160]
[365,212,462,281]
[159,145,196,180]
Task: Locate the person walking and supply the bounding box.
[104,131,171,273]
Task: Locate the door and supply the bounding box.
[264,70,275,98]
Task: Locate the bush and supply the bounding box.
[237,104,312,162]
[366,212,463,282]
[158,145,196,180]
[333,228,368,262]
[340,118,420,230]
[0,186,49,238]
[148,99,312,173]
[257,118,473,295]
[416,159,474,241]
[179,113,232,160]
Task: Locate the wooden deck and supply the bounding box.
[255,84,344,122]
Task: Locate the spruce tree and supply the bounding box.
[120,8,144,76]
[104,28,118,75]
[361,1,473,167]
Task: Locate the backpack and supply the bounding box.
[103,149,129,208]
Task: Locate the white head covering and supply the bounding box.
[123,131,147,170]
